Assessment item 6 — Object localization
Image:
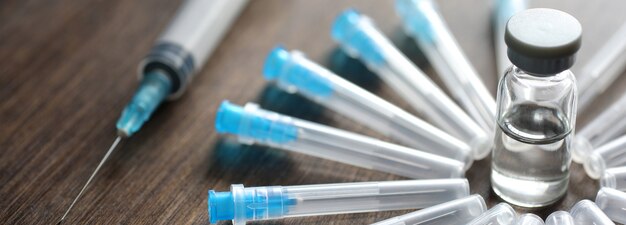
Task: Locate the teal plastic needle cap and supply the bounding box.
[262,46,334,97]
[208,190,235,223]
[208,184,290,224]
[331,9,385,66]
[116,71,172,137]
[214,100,245,135]
[262,46,290,80]
[215,101,298,144]
[506,8,582,74]
[394,0,436,42]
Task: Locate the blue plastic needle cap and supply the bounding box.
[262,46,334,97]
[215,101,298,143]
[215,101,245,135]
[395,0,435,42]
[331,9,385,66]
[331,9,362,45]
[116,71,172,137]
[263,46,290,80]
[208,190,235,223]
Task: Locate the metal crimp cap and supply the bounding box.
[506,8,582,75]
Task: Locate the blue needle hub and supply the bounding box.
[116,70,172,137]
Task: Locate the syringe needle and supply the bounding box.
[58,136,123,224]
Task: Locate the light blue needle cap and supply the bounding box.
[395,0,437,43]
[263,46,334,97]
[331,9,386,66]
[208,190,235,224]
[494,0,527,23]
[215,101,298,144]
[116,70,172,137]
[208,185,294,224]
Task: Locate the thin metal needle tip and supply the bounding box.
[58,136,123,223]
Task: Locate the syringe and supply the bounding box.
[263,46,473,168]
[208,179,470,225]
[395,0,496,132]
[331,9,491,159]
[570,200,615,225]
[492,0,527,76]
[577,22,626,112]
[601,166,626,191]
[584,134,626,179]
[573,91,626,163]
[117,0,247,137]
[466,203,516,225]
[371,195,486,225]
[58,0,248,223]
[595,188,626,224]
[215,101,467,179]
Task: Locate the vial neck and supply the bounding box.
[512,66,566,78]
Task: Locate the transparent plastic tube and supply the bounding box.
[331,9,491,159]
[208,179,470,225]
[577,23,626,112]
[215,101,466,179]
[595,188,626,224]
[601,166,626,191]
[466,203,516,225]
[263,46,473,168]
[370,195,486,225]
[492,0,527,76]
[545,211,575,225]
[570,200,615,225]
[396,0,496,132]
[584,134,626,179]
[573,91,626,163]
[515,214,544,225]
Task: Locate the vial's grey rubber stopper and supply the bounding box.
[506,8,582,75]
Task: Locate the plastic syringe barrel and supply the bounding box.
[466,203,516,225]
[570,200,615,225]
[263,46,473,168]
[208,179,470,225]
[215,101,466,179]
[331,9,491,159]
[140,0,247,98]
[578,22,626,112]
[573,91,626,163]
[584,134,626,179]
[395,0,496,132]
[601,166,626,191]
[370,195,486,225]
[595,188,626,224]
[492,0,527,76]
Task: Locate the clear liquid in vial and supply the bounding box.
[491,102,572,207]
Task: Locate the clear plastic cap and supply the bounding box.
[515,213,544,225]
[595,188,626,224]
[371,194,487,225]
[466,203,517,225]
[601,166,626,191]
[545,211,575,225]
[570,199,615,225]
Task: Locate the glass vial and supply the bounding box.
[491,8,581,207]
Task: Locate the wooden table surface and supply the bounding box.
[2,0,626,224]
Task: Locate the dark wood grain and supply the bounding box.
[1,0,626,224]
